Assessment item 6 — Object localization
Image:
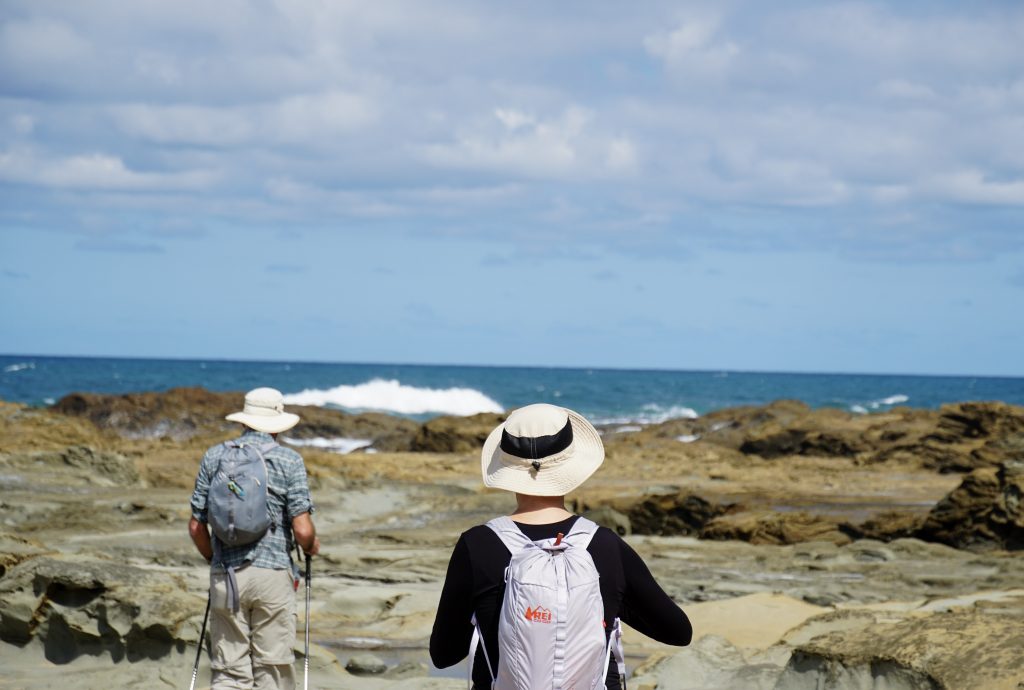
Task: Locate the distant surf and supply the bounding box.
[593,403,699,425]
[3,356,1021,422]
[282,378,504,416]
[850,394,910,414]
[283,436,373,454]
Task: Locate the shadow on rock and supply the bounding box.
[0,556,200,665]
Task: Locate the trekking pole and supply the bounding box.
[188,593,211,690]
[304,552,312,690]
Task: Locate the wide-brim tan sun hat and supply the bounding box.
[481,403,605,497]
[225,387,300,434]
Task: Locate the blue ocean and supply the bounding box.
[2,355,1022,424]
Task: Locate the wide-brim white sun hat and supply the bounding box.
[481,403,605,497]
[225,387,300,434]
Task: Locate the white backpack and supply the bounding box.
[470,516,626,690]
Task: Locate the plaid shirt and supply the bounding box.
[190,429,314,571]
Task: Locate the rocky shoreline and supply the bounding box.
[1,389,1023,689]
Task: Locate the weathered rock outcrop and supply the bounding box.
[702,510,853,546]
[53,387,237,441]
[916,460,1024,550]
[609,493,926,547]
[409,412,505,453]
[52,387,421,450]
[0,556,201,664]
[905,401,1024,472]
[839,510,924,542]
[630,601,1024,690]
[779,608,1024,690]
[620,494,736,537]
[1,445,139,486]
[49,388,1024,473]
[630,634,787,690]
[291,410,420,452]
[630,399,1024,472]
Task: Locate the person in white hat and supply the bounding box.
[429,403,692,689]
[188,387,319,690]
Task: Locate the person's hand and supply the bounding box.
[304,536,320,557]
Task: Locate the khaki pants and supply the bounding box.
[209,566,297,690]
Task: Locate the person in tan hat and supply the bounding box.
[189,387,319,689]
[429,403,691,689]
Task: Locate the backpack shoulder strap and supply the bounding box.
[212,439,239,476]
[485,516,532,555]
[564,516,600,550]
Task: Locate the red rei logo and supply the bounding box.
[524,606,553,623]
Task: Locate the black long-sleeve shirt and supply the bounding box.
[430,515,692,689]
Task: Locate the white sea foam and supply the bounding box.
[614,425,643,434]
[641,404,699,423]
[593,403,699,426]
[676,434,701,443]
[3,362,34,373]
[44,398,55,405]
[850,394,909,414]
[282,378,503,416]
[283,436,373,454]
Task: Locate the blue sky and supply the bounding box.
[1,1,1023,376]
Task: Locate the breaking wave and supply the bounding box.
[593,403,699,425]
[282,378,504,416]
[851,394,910,414]
[3,362,34,373]
[283,436,373,454]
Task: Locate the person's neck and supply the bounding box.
[510,494,573,525]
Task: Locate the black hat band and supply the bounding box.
[500,417,574,460]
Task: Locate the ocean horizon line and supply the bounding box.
[2,352,1021,382]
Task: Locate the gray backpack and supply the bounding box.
[208,440,276,547]
[470,516,626,690]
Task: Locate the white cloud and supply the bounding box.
[605,137,637,174]
[263,176,525,219]
[877,79,937,101]
[0,149,219,191]
[422,106,639,180]
[644,17,739,79]
[0,18,92,67]
[111,104,256,147]
[133,52,184,87]
[9,113,33,135]
[494,108,535,131]
[110,90,375,148]
[263,177,401,217]
[274,90,377,142]
[785,3,1022,71]
[926,169,1024,206]
[1,1,1022,261]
